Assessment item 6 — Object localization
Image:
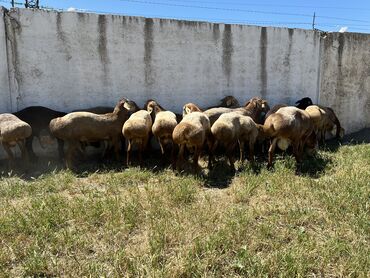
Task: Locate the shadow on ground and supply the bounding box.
[0,128,369,182]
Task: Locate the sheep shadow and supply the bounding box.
[295,152,332,178]
[0,156,65,180]
[316,128,370,153]
[203,159,236,188]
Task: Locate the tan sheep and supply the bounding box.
[146,100,178,164]
[262,106,316,166]
[122,110,153,166]
[183,98,269,164]
[182,96,241,117]
[211,112,261,170]
[72,106,114,114]
[204,97,270,125]
[50,98,134,168]
[172,111,211,170]
[0,113,32,165]
[305,105,344,144]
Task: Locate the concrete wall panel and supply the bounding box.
[0,7,10,112]
[3,9,321,114]
[320,33,370,133]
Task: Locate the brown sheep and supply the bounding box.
[182,103,203,117]
[264,97,314,121]
[122,110,153,166]
[204,97,270,126]
[0,113,32,165]
[172,111,211,170]
[49,98,134,168]
[182,98,269,165]
[182,96,241,117]
[211,112,261,170]
[146,100,178,164]
[305,105,344,143]
[261,106,316,166]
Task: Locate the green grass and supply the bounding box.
[0,144,369,277]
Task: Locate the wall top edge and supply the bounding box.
[3,6,369,37]
[5,6,322,34]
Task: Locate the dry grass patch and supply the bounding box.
[0,144,369,277]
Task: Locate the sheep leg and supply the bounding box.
[65,140,78,169]
[126,139,132,167]
[268,138,278,167]
[158,137,165,155]
[207,136,215,169]
[209,139,219,169]
[321,130,326,144]
[17,139,29,167]
[25,136,37,161]
[248,139,255,162]
[139,139,145,167]
[158,138,166,166]
[57,139,65,161]
[176,144,185,171]
[238,140,245,161]
[192,146,200,169]
[3,142,15,169]
[112,137,120,161]
[226,143,236,170]
[292,141,302,164]
[170,142,176,169]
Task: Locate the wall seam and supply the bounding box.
[315,31,323,105]
[2,7,13,112]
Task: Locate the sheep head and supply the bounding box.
[244,97,270,124]
[219,96,239,108]
[146,100,165,115]
[113,98,128,113]
[146,100,164,121]
[182,103,202,117]
[295,97,313,110]
[113,98,138,114]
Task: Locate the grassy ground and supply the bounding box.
[0,143,369,277]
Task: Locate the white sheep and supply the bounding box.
[0,113,32,166]
[305,105,344,143]
[50,98,135,168]
[172,111,211,170]
[211,112,261,169]
[122,110,153,166]
[262,106,316,166]
[146,100,178,164]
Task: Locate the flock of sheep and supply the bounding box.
[0,95,344,171]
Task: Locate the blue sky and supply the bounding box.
[2,0,370,33]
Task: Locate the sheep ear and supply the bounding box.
[244,101,250,107]
[147,106,153,113]
[186,107,191,114]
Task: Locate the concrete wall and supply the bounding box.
[320,32,370,133]
[0,7,369,136]
[1,8,321,114]
[0,7,10,112]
